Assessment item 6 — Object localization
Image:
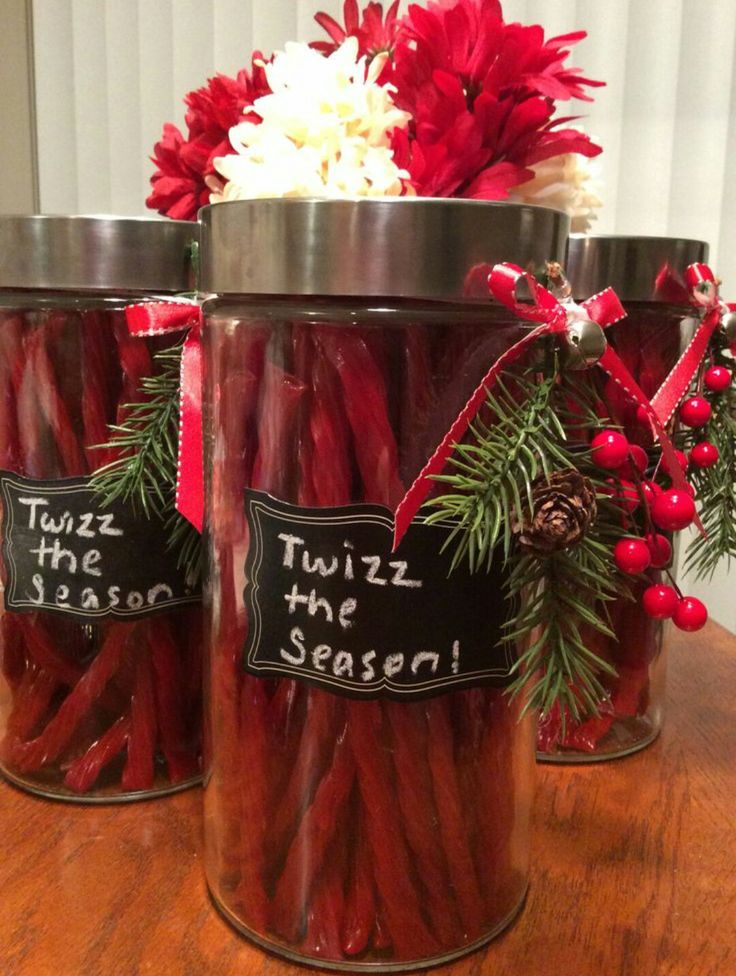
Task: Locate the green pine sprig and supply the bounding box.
[503,456,632,726]
[503,542,620,723]
[90,341,202,588]
[426,365,631,725]
[683,380,736,581]
[91,344,182,518]
[424,372,573,571]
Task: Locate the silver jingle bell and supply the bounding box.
[720,310,736,344]
[562,316,607,370]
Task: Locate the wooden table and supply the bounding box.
[2,622,735,976]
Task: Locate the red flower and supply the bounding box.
[391,0,603,199]
[392,123,529,199]
[147,56,270,221]
[395,4,602,106]
[313,1,402,59]
[395,0,505,99]
[481,25,604,102]
[146,124,206,222]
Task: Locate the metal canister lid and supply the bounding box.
[0,215,196,294]
[199,198,569,300]
[566,234,710,303]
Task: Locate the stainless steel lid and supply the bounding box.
[566,234,710,303]
[0,215,196,293]
[199,198,569,300]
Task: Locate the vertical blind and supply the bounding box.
[32,0,343,215]
[30,0,736,626]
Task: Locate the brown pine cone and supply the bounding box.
[514,468,597,555]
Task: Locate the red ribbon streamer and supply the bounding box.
[650,263,726,427]
[125,300,204,532]
[393,262,691,550]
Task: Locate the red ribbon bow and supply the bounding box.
[650,263,731,427]
[125,300,204,532]
[393,262,692,549]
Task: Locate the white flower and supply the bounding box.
[211,38,412,202]
[510,153,603,233]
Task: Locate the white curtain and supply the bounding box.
[30,0,736,627]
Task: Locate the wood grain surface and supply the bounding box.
[1,622,735,976]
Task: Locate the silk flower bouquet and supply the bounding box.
[148,0,603,222]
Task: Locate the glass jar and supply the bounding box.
[0,216,203,801]
[536,234,709,762]
[200,198,569,970]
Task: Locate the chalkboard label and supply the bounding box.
[243,490,513,700]
[0,472,200,622]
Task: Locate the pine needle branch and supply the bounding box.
[504,504,629,727]
[91,343,182,518]
[425,365,631,728]
[425,372,561,571]
[90,341,202,587]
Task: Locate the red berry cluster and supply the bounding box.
[681,365,733,470]
[592,428,708,632]
[641,586,707,631]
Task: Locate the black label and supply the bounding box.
[243,490,513,700]
[0,473,200,622]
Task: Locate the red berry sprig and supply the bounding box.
[591,430,629,469]
[628,444,648,474]
[651,489,696,532]
[613,537,651,574]
[615,444,648,480]
[704,365,732,392]
[641,480,662,506]
[641,585,708,630]
[642,584,679,619]
[605,477,639,513]
[679,396,712,428]
[646,533,672,569]
[689,441,719,469]
[640,577,708,630]
[672,595,708,632]
[680,363,731,477]
[593,425,709,630]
